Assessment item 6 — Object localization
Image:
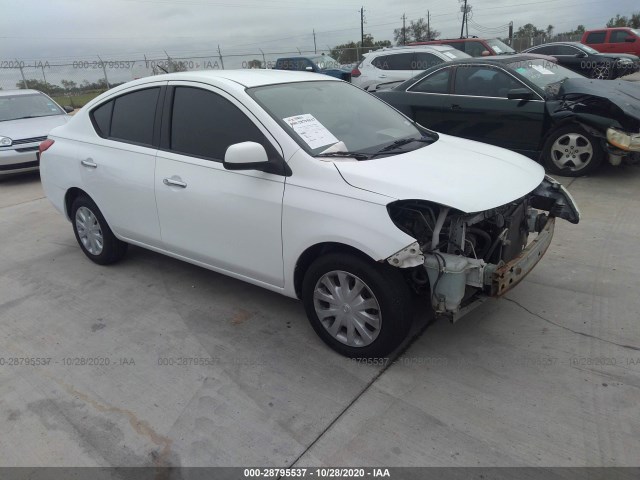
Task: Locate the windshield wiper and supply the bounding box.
[370,137,433,158]
[316,151,371,160]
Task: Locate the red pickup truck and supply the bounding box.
[581,28,640,57]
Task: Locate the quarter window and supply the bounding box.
[169,86,273,161]
[91,100,113,137]
[585,32,606,44]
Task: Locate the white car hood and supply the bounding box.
[334,134,545,212]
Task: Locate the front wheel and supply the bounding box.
[590,63,613,80]
[302,253,413,358]
[542,125,604,177]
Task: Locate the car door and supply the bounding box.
[609,29,638,54]
[398,67,452,130]
[445,65,545,156]
[154,82,286,287]
[547,45,588,74]
[77,83,165,246]
[584,31,608,53]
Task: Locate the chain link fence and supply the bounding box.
[0,36,583,108]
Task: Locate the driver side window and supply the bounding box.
[169,86,277,162]
[454,66,524,98]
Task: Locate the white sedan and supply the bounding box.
[39,70,579,358]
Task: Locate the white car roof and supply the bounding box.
[363,45,460,56]
[126,69,340,89]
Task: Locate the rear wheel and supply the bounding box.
[542,125,604,177]
[71,195,128,265]
[302,253,413,358]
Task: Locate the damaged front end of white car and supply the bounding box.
[386,175,580,321]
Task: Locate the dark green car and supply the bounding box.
[373,54,640,176]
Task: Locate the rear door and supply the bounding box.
[154,82,286,286]
[545,45,587,74]
[445,65,545,155]
[371,53,415,84]
[77,83,165,246]
[401,66,452,130]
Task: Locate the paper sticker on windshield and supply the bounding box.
[443,52,456,59]
[283,114,339,150]
[531,64,554,75]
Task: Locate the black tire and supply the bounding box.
[541,124,604,177]
[70,195,128,265]
[302,253,413,358]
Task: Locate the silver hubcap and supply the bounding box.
[313,270,382,347]
[550,133,593,172]
[75,206,104,255]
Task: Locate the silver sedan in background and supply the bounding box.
[0,89,72,176]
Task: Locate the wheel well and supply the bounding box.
[64,187,88,219]
[293,242,376,299]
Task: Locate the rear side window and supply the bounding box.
[464,41,488,57]
[610,30,633,43]
[372,55,389,69]
[109,88,159,146]
[528,45,553,55]
[554,45,581,55]
[413,52,444,70]
[410,68,451,93]
[170,86,273,161]
[383,53,414,70]
[585,32,606,44]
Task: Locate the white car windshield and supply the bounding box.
[509,59,583,90]
[248,81,432,157]
[0,93,65,122]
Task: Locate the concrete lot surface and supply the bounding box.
[1,167,639,468]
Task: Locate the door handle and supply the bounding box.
[163,177,187,188]
[379,74,387,78]
[450,104,461,110]
[81,159,97,168]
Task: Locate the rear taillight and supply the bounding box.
[351,68,361,78]
[39,139,55,155]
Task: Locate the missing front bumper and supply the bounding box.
[424,217,556,318]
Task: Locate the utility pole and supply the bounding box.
[460,0,468,38]
[217,45,224,70]
[313,29,317,54]
[427,10,430,40]
[402,13,406,45]
[508,21,514,45]
[360,7,364,47]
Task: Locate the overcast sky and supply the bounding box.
[0,0,637,89]
[1,0,638,63]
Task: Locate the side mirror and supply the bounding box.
[507,88,534,100]
[575,52,587,58]
[481,50,491,57]
[63,105,75,113]
[223,141,269,171]
[305,66,313,71]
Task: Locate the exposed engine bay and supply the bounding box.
[386,176,580,320]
